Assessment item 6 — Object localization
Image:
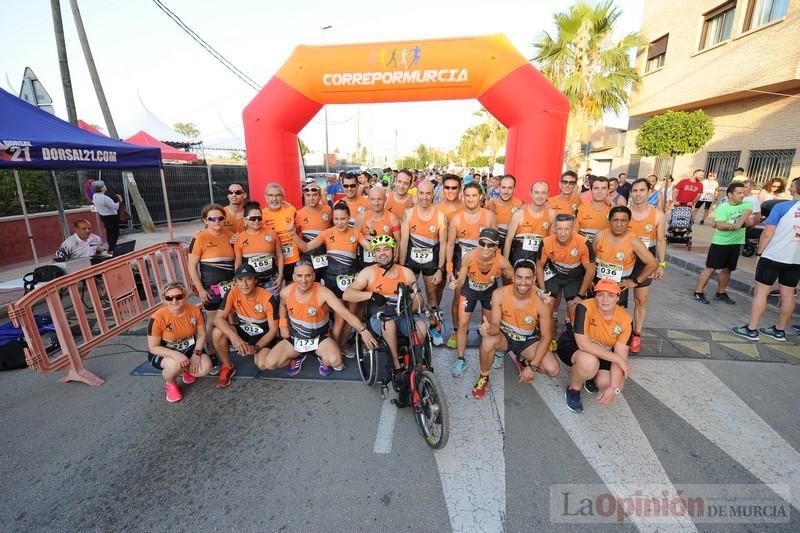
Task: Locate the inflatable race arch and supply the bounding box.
[243,34,569,207]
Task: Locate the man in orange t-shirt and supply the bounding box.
[262,183,299,283]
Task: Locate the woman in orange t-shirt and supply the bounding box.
[147,282,211,403]
[234,202,284,293]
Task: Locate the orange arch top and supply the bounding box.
[275,34,529,104]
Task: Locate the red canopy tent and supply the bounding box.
[124,130,198,162]
[77,119,108,137]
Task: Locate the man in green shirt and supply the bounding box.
[693,182,753,304]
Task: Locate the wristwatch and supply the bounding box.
[577,292,588,299]
[536,288,546,298]
[527,361,539,372]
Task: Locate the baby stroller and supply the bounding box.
[667,206,693,250]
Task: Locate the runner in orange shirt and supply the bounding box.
[295,182,332,280]
[234,202,283,293]
[355,185,401,265]
[445,182,497,349]
[222,182,248,234]
[504,181,555,264]
[384,169,415,220]
[188,203,236,387]
[262,183,299,284]
[548,170,582,216]
[292,202,371,352]
[212,264,278,374]
[485,174,524,251]
[556,279,633,413]
[438,173,464,222]
[473,259,557,399]
[264,261,378,376]
[575,177,611,242]
[146,282,211,403]
[341,173,369,226]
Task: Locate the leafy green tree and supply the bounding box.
[533,0,642,169]
[174,122,201,140]
[228,151,244,162]
[360,146,368,163]
[635,110,714,157]
[472,109,507,169]
[298,138,310,158]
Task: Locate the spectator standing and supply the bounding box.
[92,180,121,252]
[673,169,704,209]
[694,171,720,225]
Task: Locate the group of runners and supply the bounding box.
[147,170,671,414]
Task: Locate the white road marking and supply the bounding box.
[533,375,698,532]
[433,347,506,533]
[633,359,800,511]
[373,398,397,454]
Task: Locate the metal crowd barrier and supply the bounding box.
[7,242,193,386]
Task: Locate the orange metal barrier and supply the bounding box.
[7,242,193,386]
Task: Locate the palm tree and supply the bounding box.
[473,109,507,170]
[533,0,642,170]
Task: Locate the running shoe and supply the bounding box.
[287,355,307,377]
[472,374,489,399]
[342,345,356,359]
[215,365,236,389]
[452,357,467,377]
[492,351,505,369]
[565,387,583,413]
[630,333,641,354]
[447,332,458,349]
[318,357,333,377]
[731,326,759,341]
[209,353,220,376]
[165,381,182,403]
[792,324,800,334]
[181,371,196,385]
[759,326,786,341]
[693,292,710,304]
[430,327,444,346]
[714,292,736,305]
[583,379,599,395]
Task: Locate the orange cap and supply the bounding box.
[593,278,621,295]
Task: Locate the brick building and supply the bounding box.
[614,0,800,186]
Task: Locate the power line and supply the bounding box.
[151,0,262,91]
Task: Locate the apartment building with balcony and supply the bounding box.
[618,0,800,186]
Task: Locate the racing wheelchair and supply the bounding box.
[353,282,449,449]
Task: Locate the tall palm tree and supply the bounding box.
[473,109,507,170]
[533,0,641,170]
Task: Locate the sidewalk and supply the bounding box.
[0,221,202,317]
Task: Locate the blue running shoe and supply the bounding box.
[731,326,759,341]
[759,326,786,341]
[318,357,333,377]
[492,351,505,369]
[287,355,307,377]
[565,387,583,413]
[452,357,466,377]
[430,326,444,346]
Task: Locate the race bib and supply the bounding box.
[543,264,556,281]
[311,254,328,269]
[293,336,320,353]
[336,274,355,291]
[212,279,236,298]
[410,247,433,264]
[639,237,652,249]
[596,260,623,282]
[281,243,294,257]
[248,254,273,273]
[500,324,526,342]
[522,237,541,252]
[166,336,194,351]
[239,322,264,336]
[468,279,493,292]
[363,248,375,263]
[460,245,474,258]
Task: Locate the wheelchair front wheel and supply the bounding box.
[413,369,449,449]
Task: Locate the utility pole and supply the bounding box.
[50,0,77,124]
[321,25,332,172]
[356,109,361,164]
[69,0,155,232]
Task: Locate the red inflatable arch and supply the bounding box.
[243,34,569,207]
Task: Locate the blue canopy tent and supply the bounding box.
[0,88,167,265]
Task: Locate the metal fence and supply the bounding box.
[0,164,249,226]
[746,149,796,187]
[705,151,741,186]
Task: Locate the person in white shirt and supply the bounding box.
[54,219,103,261]
[92,180,122,252]
[694,171,720,225]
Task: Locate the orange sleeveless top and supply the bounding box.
[628,207,658,250]
[465,251,501,292]
[593,231,637,281]
[497,285,541,341]
[286,283,329,339]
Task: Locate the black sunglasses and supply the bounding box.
[560,180,577,185]
[444,186,460,190]
[342,183,358,189]
[246,215,263,221]
[228,190,245,195]
[303,188,320,193]
[164,294,185,302]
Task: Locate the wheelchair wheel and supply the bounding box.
[354,331,377,386]
[413,369,449,449]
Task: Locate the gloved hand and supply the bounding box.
[370,292,387,306]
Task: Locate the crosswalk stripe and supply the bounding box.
[668,330,702,341]
[766,344,800,360]
[718,342,760,360]
[532,376,697,532]
[671,339,711,357]
[432,347,506,533]
[632,360,799,511]
[372,398,397,454]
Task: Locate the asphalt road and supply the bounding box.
[1,265,798,532]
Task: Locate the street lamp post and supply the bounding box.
[321,25,332,173]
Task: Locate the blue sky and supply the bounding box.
[1,0,643,160]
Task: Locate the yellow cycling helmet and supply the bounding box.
[371,234,396,251]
